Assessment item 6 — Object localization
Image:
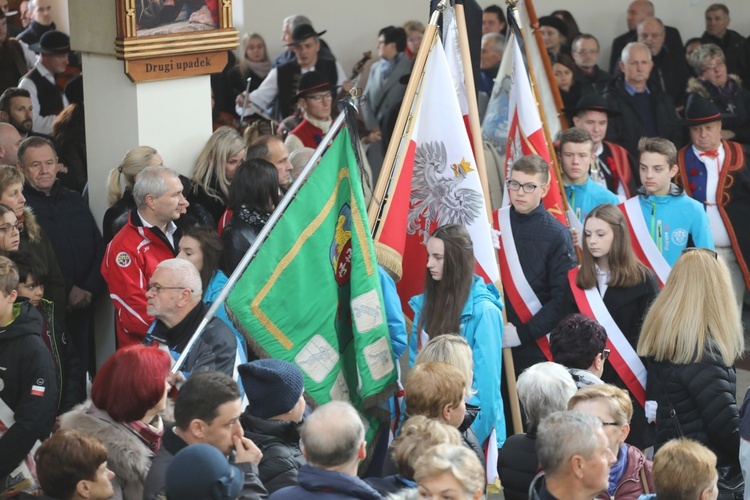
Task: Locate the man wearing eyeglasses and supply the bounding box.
[571,34,610,97]
[102,165,189,349]
[143,258,237,379]
[284,71,333,154]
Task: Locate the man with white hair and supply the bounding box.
[270,401,381,499]
[144,258,237,378]
[102,166,189,348]
[604,42,682,158]
[530,411,617,499]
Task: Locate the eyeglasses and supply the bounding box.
[305,93,333,103]
[680,247,718,259]
[701,60,726,73]
[601,348,610,361]
[146,284,188,294]
[507,179,546,193]
[0,222,20,234]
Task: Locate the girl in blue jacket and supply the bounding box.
[408,224,505,447]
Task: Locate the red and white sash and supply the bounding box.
[493,207,552,360]
[619,197,670,287]
[567,268,647,406]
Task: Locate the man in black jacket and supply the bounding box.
[604,42,683,159]
[143,371,265,500]
[637,17,689,107]
[0,255,58,487]
[700,3,748,90]
[17,136,104,384]
[144,258,237,378]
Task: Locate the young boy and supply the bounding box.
[620,137,713,276]
[0,255,58,489]
[496,154,577,374]
[559,128,620,222]
[10,251,84,415]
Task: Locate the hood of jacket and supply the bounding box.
[0,299,43,342]
[20,207,42,243]
[637,182,685,200]
[240,411,303,444]
[296,464,382,499]
[409,275,503,321]
[687,74,744,97]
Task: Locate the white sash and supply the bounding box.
[622,197,671,285]
[498,206,542,316]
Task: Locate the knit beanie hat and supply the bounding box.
[239,359,305,419]
[165,444,243,500]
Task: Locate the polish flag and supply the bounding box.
[373,36,499,317]
[442,7,474,149]
[31,385,45,397]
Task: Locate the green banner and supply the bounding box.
[226,128,397,442]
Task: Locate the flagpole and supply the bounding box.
[367,0,448,234]
[453,3,492,218]
[507,0,572,222]
[522,0,569,130]
[171,98,353,374]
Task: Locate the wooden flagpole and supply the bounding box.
[367,3,446,233]
[455,1,523,437]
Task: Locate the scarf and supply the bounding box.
[608,443,629,496]
[244,60,271,80]
[128,416,164,454]
[236,205,271,227]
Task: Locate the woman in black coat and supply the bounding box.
[563,204,659,448]
[637,248,744,495]
[220,158,280,274]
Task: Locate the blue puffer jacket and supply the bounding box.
[408,275,505,446]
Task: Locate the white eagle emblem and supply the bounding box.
[407,140,483,244]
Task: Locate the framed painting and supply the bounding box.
[115,0,238,82]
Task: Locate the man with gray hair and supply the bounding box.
[143,258,238,378]
[530,411,617,499]
[272,14,335,69]
[604,42,682,158]
[270,401,381,499]
[102,165,189,348]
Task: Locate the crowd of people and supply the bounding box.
[0,0,749,499]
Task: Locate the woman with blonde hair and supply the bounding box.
[414,443,485,500]
[185,127,245,227]
[637,248,744,496]
[563,203,658,447]
[102,146,163,243]
[228,33,271,100]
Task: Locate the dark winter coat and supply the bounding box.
[504,204,577,373]
[604,75,684,160]
[497,429,538,500]
[269,464,382,500]
[0,300,58,479]
[240,412,306,494]
[221,205,270,274]
[18,207,67,311]
[102,189,135,244]
[647,348,740,470]
[687,76,750,145]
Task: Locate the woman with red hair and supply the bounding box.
[60,345,172,500]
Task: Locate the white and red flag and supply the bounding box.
[374,35,499,315]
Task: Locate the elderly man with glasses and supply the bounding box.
[144,258,238,379]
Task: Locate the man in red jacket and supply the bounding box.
[102,166,188,348]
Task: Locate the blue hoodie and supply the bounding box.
[565,177,620,221]
[408,275,505,446]
[634,184,714,266]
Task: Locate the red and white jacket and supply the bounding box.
[101,209,178,348]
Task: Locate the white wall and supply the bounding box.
[239,0,750,74]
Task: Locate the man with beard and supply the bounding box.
[0,88,34,138]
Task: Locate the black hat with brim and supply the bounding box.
[563,93,622,117]
[683,94,722,127]
[286,24,327,46]
[295,70,335,99]
[30,30,71,55]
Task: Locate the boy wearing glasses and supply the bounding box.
[619,137,712,283]
[496,154,577,374]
